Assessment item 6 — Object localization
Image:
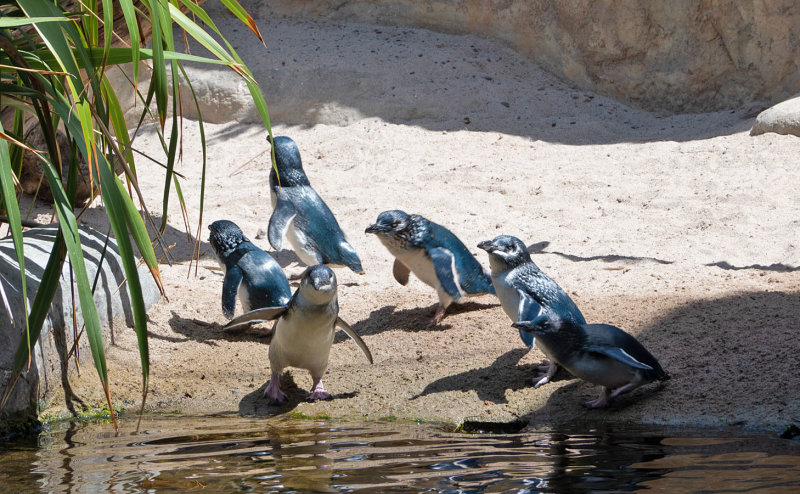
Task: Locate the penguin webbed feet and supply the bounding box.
[584,388,612,409]
[425,305,447,328]
[307,379,332,402]
[531,360,557,388]
[264,373,288,404]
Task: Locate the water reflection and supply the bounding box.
[0,416,799,492]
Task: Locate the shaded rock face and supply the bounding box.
[228,0,800,113]
[0,226,161,430]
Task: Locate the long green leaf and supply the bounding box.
[96,151,151,409]
[41,148,113,423]
[117,0,141,84]
[168,3,241,69]
[146,0,168,128]
[219,0,264,44]
[0,229,67,411]
[0,121,29,338]
[0,17,71,28]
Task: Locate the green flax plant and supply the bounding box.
[0,0,275,429]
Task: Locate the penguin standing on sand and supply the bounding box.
[208,219,291,319]
[366,210,495,326]
[225,264,373,404]
[477,235,585,387]
[267,136,363,275]
[513,314,669,408]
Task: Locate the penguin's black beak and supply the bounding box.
[477,240,496,252]
[511,321,530,330]
[365,223,387,234]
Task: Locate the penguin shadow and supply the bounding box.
[409,347,561,404]
[342,300,498,339]
[238,374,359,416]
[164,310,275,346]
[524,290,800,424]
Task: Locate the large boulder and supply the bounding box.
[751,94,800,137]
[0,225,161,433]
[214,0,800,113]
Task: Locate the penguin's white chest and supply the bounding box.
[285,222,324,266]
[238,282,252,312]
[269,310,336,378]
[396,248,440,290]
[564,352,638,389]
[381,239,455,305]
[493,272,521,321]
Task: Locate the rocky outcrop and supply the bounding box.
[219,0,800,113]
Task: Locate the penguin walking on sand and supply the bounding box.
[366,210,495,327]
[477,235,585,387]
[267,135,363,275]
[513,314,669,408]
[225,264,373,404]
[208,220,291,319]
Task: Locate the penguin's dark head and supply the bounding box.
[208,220,247,258]
[268,135,310,186]
[477,235,532,268]
[365,210,411,237]
[301,264,338,297]
[512,314,562,336]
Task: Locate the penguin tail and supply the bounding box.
[339,242,364,274]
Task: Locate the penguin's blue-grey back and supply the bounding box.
[425,220,495,295]
[583,323,668,380]
[235,242,292,308]
[520,266,585,325]
[282,187,363,270]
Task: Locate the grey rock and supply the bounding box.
[0,225,161,429]
[751,95,800,137]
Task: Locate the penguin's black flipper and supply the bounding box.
[221,265,243,319]
[392,259,411,286]
[586,345,654,370]
[335,317,373,364]
[429,247,464,299]
[516,290,543,348]
[268,198,297,251]
[224,305,289,331]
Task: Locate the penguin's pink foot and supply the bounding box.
[584,388,611,408]
[425,305,447,328]
[307,378,332,401]
[264,374,287,404]
[532,360,558,388]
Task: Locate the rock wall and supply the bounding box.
[223,0,800,113]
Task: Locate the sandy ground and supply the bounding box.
[47,18,800,431]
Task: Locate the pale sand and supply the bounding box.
[54,18,799,430]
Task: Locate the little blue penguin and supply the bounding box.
[224,264,373,403]
[208,219,291,319]
[365,210,496,326]
[513,314,669,408]
[267,135,363,274]
[477,235,585,387]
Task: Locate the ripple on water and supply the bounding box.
[1,415,799,492]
